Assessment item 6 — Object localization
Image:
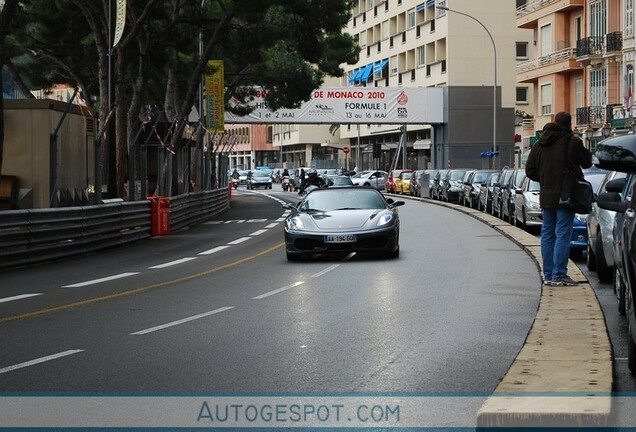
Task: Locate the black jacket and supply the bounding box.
[525,122,592,209]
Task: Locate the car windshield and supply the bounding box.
[488,174,500,185]
[298,189,387,212]
[401,173,412,180]
[473,172,491,183]
[450,171,466,181]
[585,173,608,194]
[253,171,270,178]
[513,171,526,187]
[238,170,249,177]
[528,180,540,192]
[501,171,513,184]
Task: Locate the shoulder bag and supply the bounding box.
[558,135,594,214]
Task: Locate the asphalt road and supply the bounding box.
[1,185,541,395]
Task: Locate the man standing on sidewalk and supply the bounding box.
[525,111,592,286]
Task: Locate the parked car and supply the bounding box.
[283,187,404,261]
[457,170,475,206]
[350,170,388,190]
[423,169,439,198]
[478,172,500,212]
[492,168,514,217]
[608,175,634,316]
[409,170,423,196]
[594,134,636,373]
[513,176,541,230]
[570,168,609,260]
[462,169,497,208]
[586,171,628,282]
[432,169,448,200]
[440,169,468,203]
[395,171,413,194]
[386,169,410,194]
[501,169,526,223]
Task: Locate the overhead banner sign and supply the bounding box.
[225,87,444,125]
[205,60,225,132]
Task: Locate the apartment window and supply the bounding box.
[430,19,435,32]
[590,68,607,106]
[366,0,373,10]
[540,24,552,57]
[398,73,403,84]
[410,70,416,81]
[437,1,446,16]
[441,60,446,73]
[353,17,357,27]
[627,0,634,38]
[541,83,552,115]
[398,0,402,5]
[426,64,431,77]
[385,2,389,12]
[590,0,607,38]
[516,42,528,59]
[516,87,528,104]
[417,46,425,66]
[575,78,583,109]
[408,10,416,28]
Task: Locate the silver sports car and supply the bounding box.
[283,187,404,261]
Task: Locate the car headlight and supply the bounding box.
[286,216,304,231]
[377,213,393,226]
[528,200,540,210]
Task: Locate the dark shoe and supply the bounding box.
[554,275,579,286]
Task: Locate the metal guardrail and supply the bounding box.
[0,188,229,270]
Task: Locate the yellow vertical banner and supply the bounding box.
[205,60,224,132]
[113,0,126,47]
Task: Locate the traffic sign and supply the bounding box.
[343,146,350,154]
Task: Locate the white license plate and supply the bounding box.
[324,234,356,243]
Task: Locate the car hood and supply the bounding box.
[297,209,390,230]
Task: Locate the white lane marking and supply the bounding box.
[62,272,139,288]
[265,223,279,229]
[130,307,234,335]
[250,229,267,236]
[224,219,246,224]
[0,293,43,304]
[283,210,291,215]
[149,257,197,269]
[204,221,223,225]
[0,350,84,374]
[311,264,340,278]
[253,281,304,300]
[246,219,268,223]
[198,245,230,256]
[227,237,250,245]
[275,218,286,222]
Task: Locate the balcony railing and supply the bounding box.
[516,0,559,17]
[576,106,605,126]
[516,47,576,73]
[576,36,604,57]
[606,31,623,52]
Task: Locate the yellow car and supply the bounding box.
[395,171,413,194]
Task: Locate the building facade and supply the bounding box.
[517,0,634,155]
[339,0,531,170]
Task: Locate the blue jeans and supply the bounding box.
[541,207,575,280]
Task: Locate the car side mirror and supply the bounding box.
[515,189,523,194]
[283,203,298,212]
[389,200,405,208]
[605,177,627,193]
[597,192,629,213]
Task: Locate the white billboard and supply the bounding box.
[225,87,444,124]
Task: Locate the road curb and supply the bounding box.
[394,194,613,426]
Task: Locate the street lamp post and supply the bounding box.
[437,5,497,169]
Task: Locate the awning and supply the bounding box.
[348,69,362,83]
[417,3,426,12]
[426,0,435,7]
[358,64,374,83]
[413,139,431,150]
[374,59,389,74]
